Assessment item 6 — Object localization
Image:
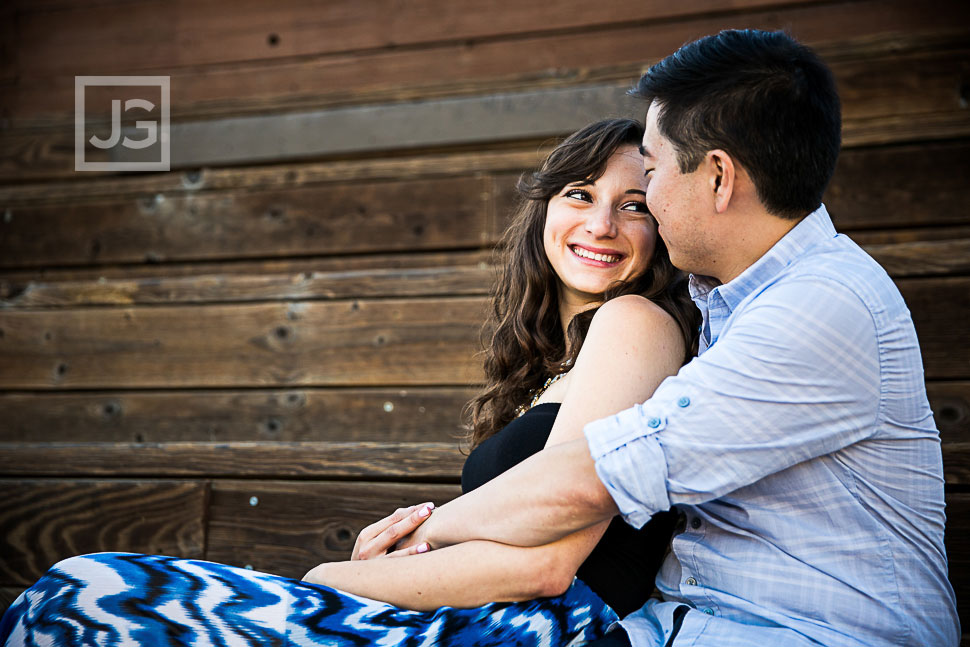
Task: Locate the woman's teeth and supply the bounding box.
[572,246,620,263]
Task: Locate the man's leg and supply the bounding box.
[585,626,632,646]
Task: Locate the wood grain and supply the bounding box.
[0,297,487,389]
[0,386,475,443]
[4,0,966,129]
[2,275,966,388]
[0,258,496,306]
[205,480,461,578]
[0,441,466,480]
[943,492,969,645]
[9,0,825,78]
[0,587,25,617]
[0,479,206,586]
[0,176,496,268]
[897,278,970,380]
[2,236,967,309]
[825,141,970,231]
[928,382,970,442]
[0,148,535,206]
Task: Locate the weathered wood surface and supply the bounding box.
[0,150,531,206]
[0,256,496,306]
[0,278,966,388]
[928,382,970,441]
[826,140,970,231]
[0,387,474,443]
[0,442,466,480]
[897,278,970,380]
[0,176,505,268]
[0,588,25,617]
[944,493,970,646]
[3,0,964,129]
[8,0,826,81]
[1,237,967,309]
[2,139,968,271]
[0,479,207,586]
[3,13,969,178]
[0,297,486,389]
[205,480,461,578]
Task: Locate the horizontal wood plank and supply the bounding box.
[0,587,25,617]
[0,297,486,388]
[5,35,969,179]
[2,235,967,308]
[4,0,966,131]
[0,258,496,306]
[0,148,536,207]
[0,387,475,443]
[0,176,499,268]
[205,480,461,578]
[897,278,970,380]
[826,141,970,231]
[10,0,825,79]
[0,479,206,586]
[0,277,966,388]
[0,441,466,480]
[944,492,969,645]
[2,138,969,272]
[928,382,970,442]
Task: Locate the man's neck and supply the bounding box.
[711,211,806,284]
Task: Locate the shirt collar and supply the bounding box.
[690,204,837,312]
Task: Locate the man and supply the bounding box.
[392,29,959,646]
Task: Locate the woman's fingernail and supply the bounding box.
[418,505,432,518]
[416,543,430,553]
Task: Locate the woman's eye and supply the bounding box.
[564,188,592,202]
[621,201,650,214]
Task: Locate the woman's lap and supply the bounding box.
[0,553,618,647]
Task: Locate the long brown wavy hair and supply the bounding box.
[464,118,700,448]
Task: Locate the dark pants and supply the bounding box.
[586,604,689,647]
[586,627,632,647]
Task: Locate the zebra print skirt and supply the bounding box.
[0,552,619,646]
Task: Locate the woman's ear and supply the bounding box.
[707,149,735,214]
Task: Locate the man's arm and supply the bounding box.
[411,294,683,550]
[414,437,617,550]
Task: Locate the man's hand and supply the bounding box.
[351,502,434,560]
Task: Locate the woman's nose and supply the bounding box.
[585,205,617,238]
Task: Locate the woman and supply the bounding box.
[0,118,698,647]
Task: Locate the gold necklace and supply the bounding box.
[515,372,567,417]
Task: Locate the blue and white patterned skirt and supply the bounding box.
[0,553,618,646]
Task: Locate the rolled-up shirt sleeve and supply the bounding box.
[584,276,883,529]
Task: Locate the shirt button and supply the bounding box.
[690,517,702,530]
[685,577,697,586]
[647,417,662,429]
[703,608,714,615]
[677,396,690,408]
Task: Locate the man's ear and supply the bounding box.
[707,149,735,214]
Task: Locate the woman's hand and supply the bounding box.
[351,502,435,560]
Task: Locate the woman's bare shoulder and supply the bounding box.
[591,294,678,335]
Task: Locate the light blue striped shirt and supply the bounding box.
[584,205,959,647]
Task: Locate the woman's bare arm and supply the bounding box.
[304,295,684,609]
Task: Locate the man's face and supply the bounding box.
[640,102,715,275]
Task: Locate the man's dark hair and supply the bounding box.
[632,29,841,219]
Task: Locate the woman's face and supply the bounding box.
[543,144,657,313]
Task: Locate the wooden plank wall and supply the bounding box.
[1,0,968,639]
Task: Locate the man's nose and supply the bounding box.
[585,205,617,238]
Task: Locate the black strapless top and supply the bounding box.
[461,403,676,616]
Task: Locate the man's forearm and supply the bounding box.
[418,437,618,549]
